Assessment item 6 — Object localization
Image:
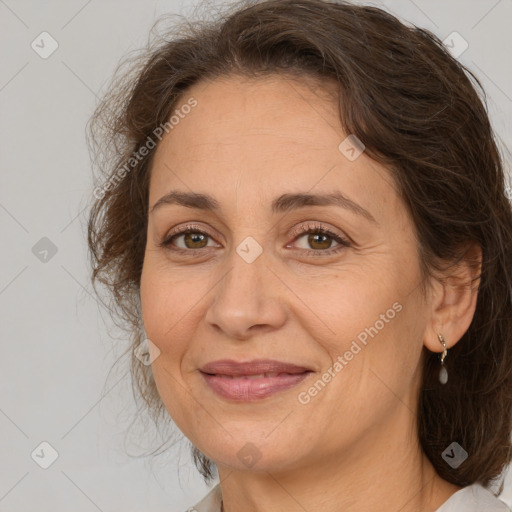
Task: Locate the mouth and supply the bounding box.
[199,359,313,401]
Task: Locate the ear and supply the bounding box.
[424,242,482,353]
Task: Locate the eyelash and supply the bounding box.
[158,222,351,257]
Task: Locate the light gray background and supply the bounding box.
[1,0,511,511]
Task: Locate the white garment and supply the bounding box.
[185,482,511,512]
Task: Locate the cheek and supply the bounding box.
[290,260,424,393]
[139,259,213,403]
[286,263,399,344]
[139,265,197,425]
[140,258,201,342]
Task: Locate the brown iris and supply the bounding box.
[184,232,208,249]
[308,233,332,250]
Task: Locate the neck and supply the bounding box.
[216,415,461,512]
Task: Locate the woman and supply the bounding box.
[87,0,512,510]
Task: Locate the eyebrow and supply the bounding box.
[150,190,377,224]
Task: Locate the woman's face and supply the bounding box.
[140,73,433,473]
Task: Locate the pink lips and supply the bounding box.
[199,359,312,401]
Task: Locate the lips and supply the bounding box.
[199,359,313,401]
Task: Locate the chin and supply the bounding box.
[194,431,310,474]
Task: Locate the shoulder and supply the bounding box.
[183,482,511,512]
[183,482,512,512]
[436,483,511,512]
[184,484,222,512]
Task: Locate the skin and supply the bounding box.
[140,73,481,512]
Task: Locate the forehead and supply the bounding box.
[148,73,397,221]
[167,74,340,147]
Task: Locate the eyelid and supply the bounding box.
[165,223,215,240]
[286,222,351,255]
[288,221,349,242]
[160,223,221,249]
[159,221,351,255]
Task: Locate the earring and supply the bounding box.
[438,333,448,385]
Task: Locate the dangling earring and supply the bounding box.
[438,333,448,385]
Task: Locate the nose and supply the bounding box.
[204,244,288,340]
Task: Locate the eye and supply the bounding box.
[158,222,351,256]
[288,222,351,256]
[158,224,220,252]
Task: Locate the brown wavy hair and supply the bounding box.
[87,0,512,494]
